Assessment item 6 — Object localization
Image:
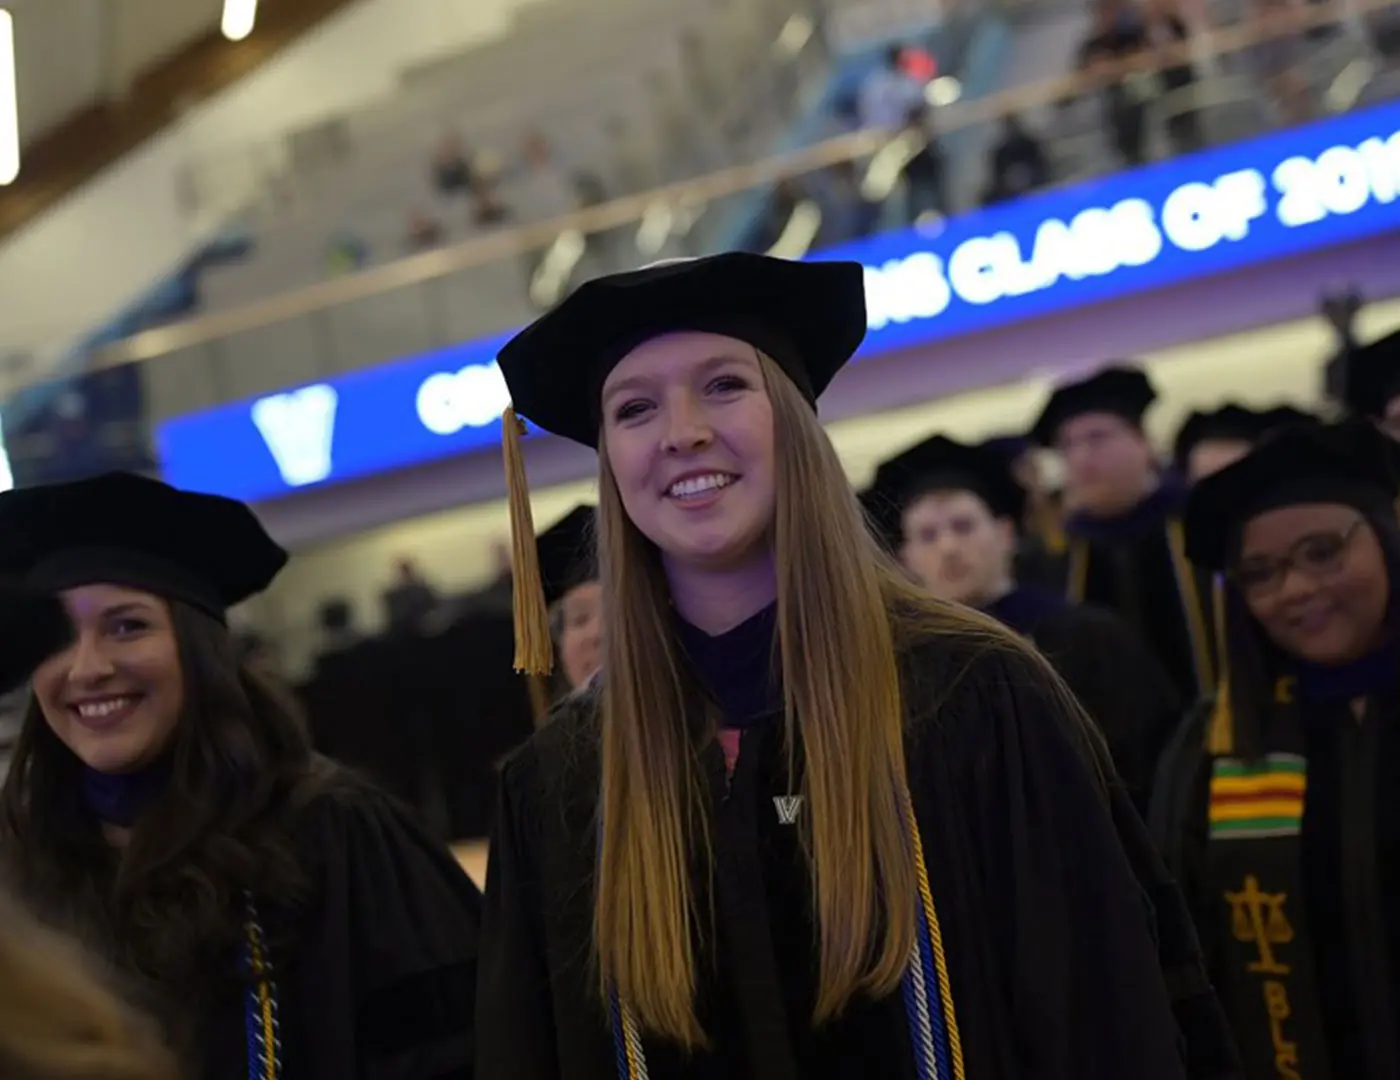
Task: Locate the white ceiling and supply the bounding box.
[6,0,224,148]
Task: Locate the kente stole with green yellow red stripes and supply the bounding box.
[1205,680,1330,1080]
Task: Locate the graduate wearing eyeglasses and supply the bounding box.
[1152,420,1400,1079]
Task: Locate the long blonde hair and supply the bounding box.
[592,351,1004,1045]
[0,893,177,1080]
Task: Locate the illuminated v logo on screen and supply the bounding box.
[251,384,339,488]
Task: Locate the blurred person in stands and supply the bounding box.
[571,171,608,210]
[315,597,363,658]
[383,555,440,635]
[536,505,602,697]
[604,116,662,196]
[517,131,579,223]
[981,113,1051,206]
[1033,365,1217,702]
[1143,0,1202,153]
[1339,326,1400,440]
[678,27,725,115]
[1081,0,1151,167]
[1248,0,1311,124]
[752,179,809,252]
[404,208,445,253]
[477,253,1234,1078]
[863,434,1182,812]
[814,160,881,247]
[324,229,369,277]
[857,44,927,130]
[469,173,511,227]
[0,473,481,1080]
[1173,404,1318,484]
[897,104,948,222]
[1153,419,1400,1080]
[431,133,476,197]
[515,131,582,308]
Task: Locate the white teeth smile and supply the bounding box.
[74,697,137,720]
[668,474,735,499]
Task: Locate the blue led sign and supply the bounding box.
[159,100,1400,502]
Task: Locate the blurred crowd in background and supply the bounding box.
[0,0,1399,835]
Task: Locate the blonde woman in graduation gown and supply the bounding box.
[477,253,1236,1080]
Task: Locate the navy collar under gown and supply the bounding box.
[981,583,1071,637]
[61,767,482,1080]
[980,586,1185,815]
[476,602,1240,1079]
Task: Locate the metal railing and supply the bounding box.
[80,0,1400,423]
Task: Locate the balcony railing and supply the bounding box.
[81,0,1400,426]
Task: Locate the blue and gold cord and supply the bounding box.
[242,891,282,1080]
[607,795,963,1079]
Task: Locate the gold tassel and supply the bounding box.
[502,407,554,675]
[1065,539,1088,603]
[1206,678,1234,756]
[1206,576,1234,756]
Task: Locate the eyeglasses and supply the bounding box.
[1229,518,1364,598]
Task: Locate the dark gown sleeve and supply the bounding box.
[1083,710,1243,1080]
[297,785,482,1080]
[1149,704,1224,988]
[1033,604,1184,815]
[925,641,1237,1080]
[475,742,561,1079]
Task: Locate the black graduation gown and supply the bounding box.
[1062,480,1217,702]
[1013,530,1068,592]
[983,586,1185,814]
[299,608,535,841]
[1153,686,1400,1080]
[477,628,1236,1080]
[202,782,481,1079]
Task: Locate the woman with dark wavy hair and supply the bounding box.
[0,586,173,1080]
[0,472,480,1080]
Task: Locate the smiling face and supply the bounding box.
[600,331,777,575]
[1236,503,1390,665]
[30,584,185,775]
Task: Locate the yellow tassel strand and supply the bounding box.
[1206,576,1234,755]
[502,407,554,675]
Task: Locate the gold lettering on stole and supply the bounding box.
[1226,875,1303,1079]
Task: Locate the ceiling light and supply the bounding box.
[221,0,259,42]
